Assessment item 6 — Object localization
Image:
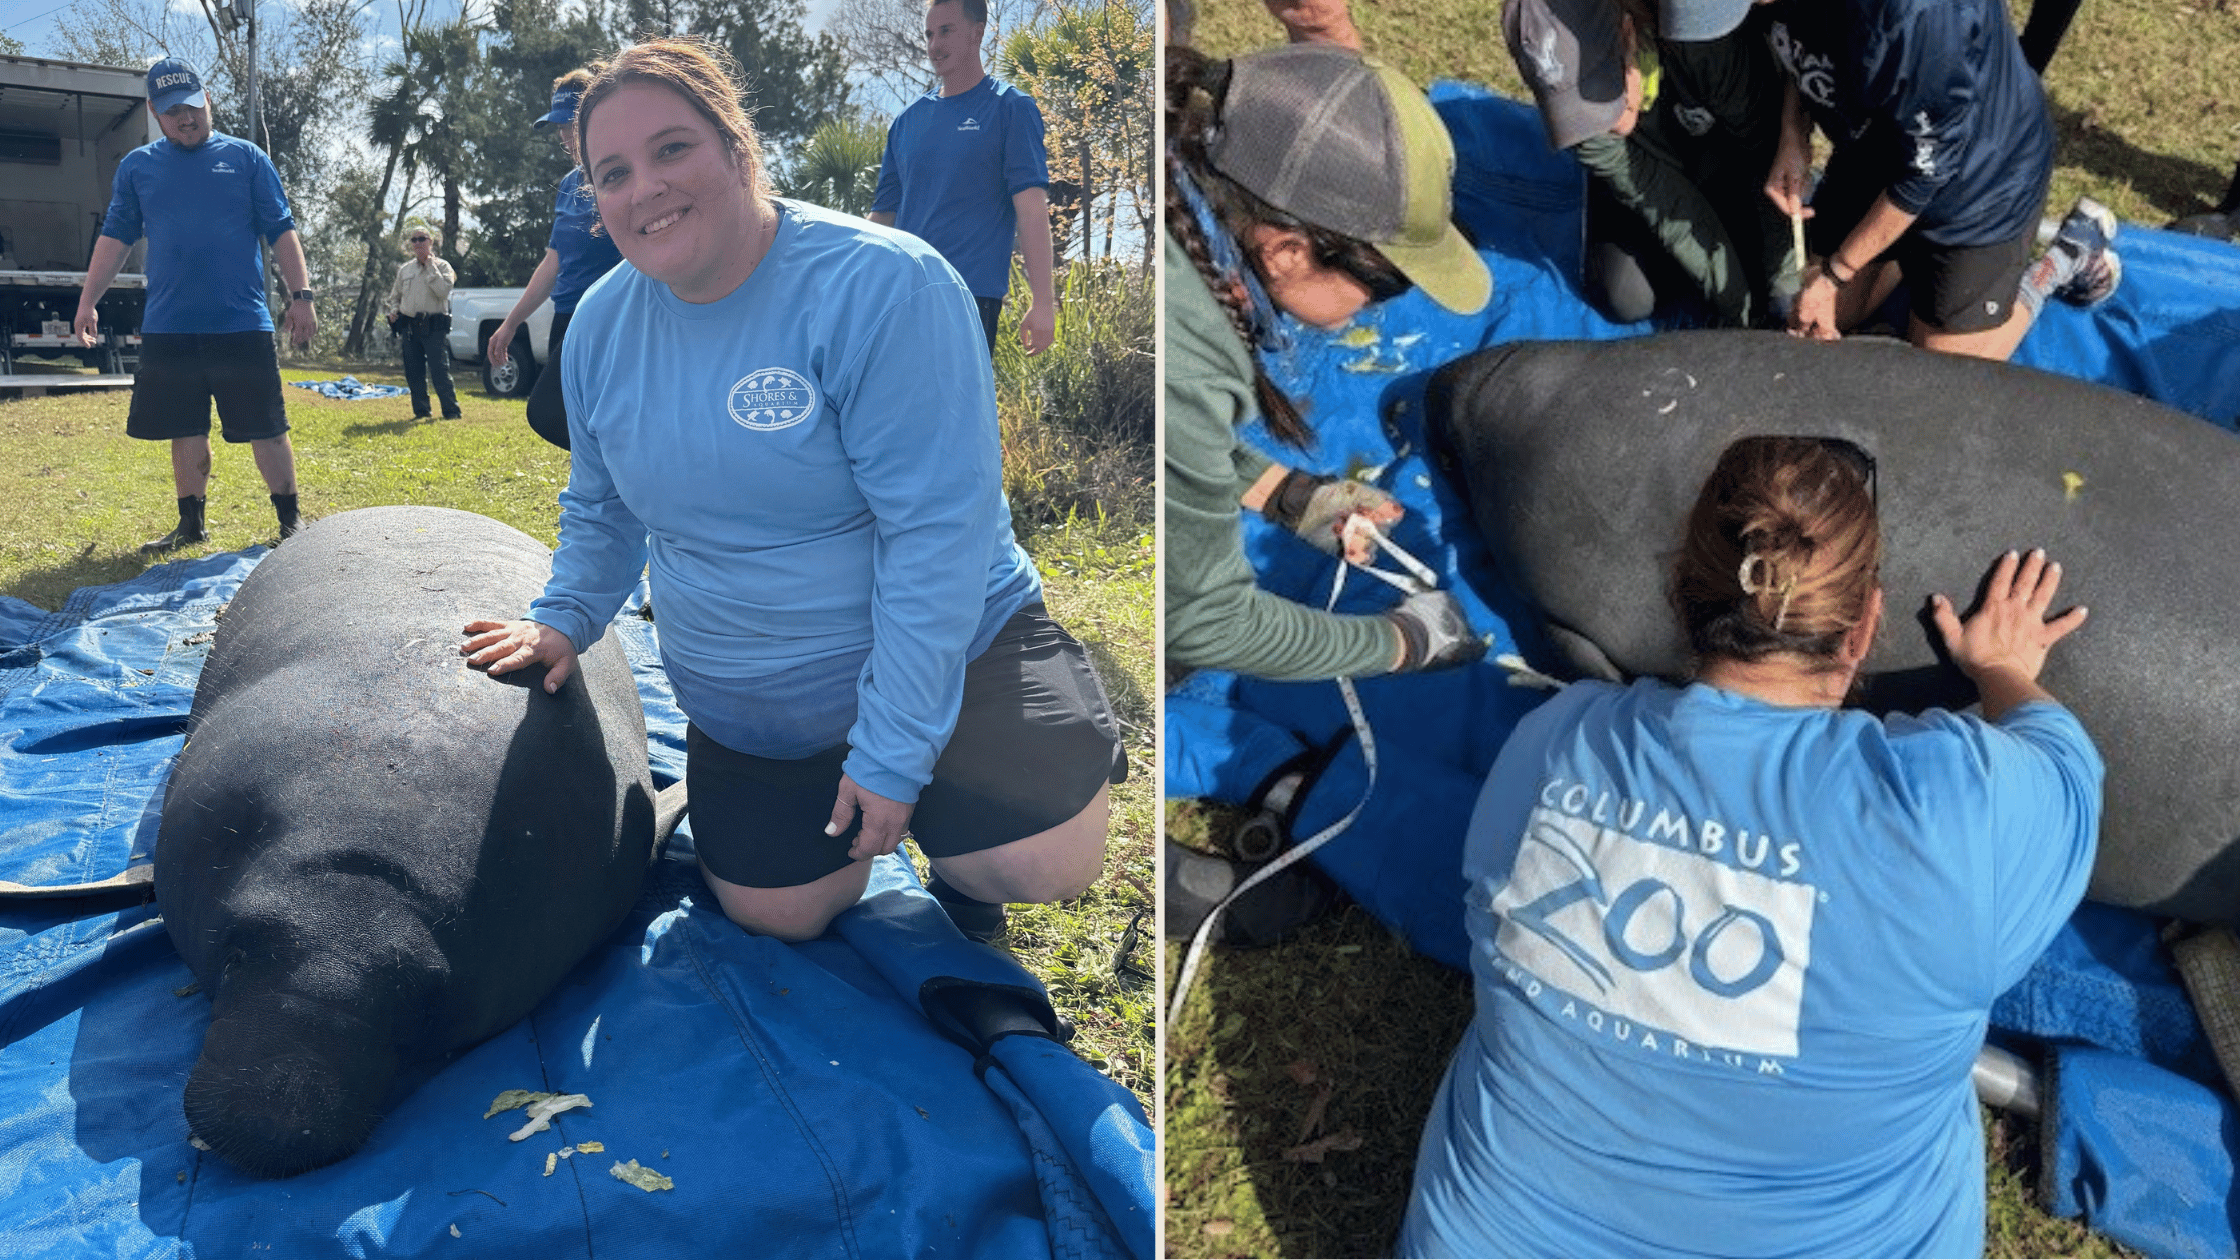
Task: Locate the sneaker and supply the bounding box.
[2059,246,2122,308]
[441,411,463,420]
[139,522,207,555]
[2049,197,2120,306]
[925,870,1009,944]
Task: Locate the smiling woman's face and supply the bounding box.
[584,81,763,303]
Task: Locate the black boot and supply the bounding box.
[271,493,301,541]
[1164,840,1337,948]
[925,870,1009,944]
[141,495,208,554]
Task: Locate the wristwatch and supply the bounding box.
[292,288,316,302]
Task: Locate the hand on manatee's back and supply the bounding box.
[461,619,581,692]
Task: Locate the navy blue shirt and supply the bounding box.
[871,76,1049,298]
[1761,0,2052,245]
[547,168,623,314]
[100,132,294,334]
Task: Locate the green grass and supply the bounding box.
[0,360,1156,1118]
[1188,0,2240,228]
[0,366,572,608]
[1168,1,2206,1253]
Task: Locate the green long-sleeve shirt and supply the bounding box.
[1162,233,1398,680]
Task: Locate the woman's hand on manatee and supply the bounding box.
[828,773,915,861]
[1930,548,2088,691]
[460,619,580,693]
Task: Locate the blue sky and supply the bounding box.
[3,0,852,63]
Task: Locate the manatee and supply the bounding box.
[1429,330,2240,925]
[155,505,661,1178]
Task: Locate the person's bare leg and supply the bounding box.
[1831,258,1904,332]
[170,436,212,499]
[930,783,1110,906]
[250,433,297,495]
[1911,299,2032,363]
[700,857,874,942]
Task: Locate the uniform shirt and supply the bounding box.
[1161,233,1397,680]
[871,76,1049,299]
[547,168,623,315]
[385,256,456,318]
[1400,678,2102,1258]
[1760,0,2053,245]
[528,199,1041,803]
[99,131,294,334]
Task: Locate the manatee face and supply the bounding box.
[156,506,655,1178]
[1430,331,2240,925]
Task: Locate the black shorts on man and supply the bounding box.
[685,603,1127,889]
[974,296,1004,356]
[1806,154,2040,335]
[126,331,289,442]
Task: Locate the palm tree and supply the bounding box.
[783,117,888,218]
[345,12,480,354]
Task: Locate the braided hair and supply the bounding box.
[1164,45,1410,448]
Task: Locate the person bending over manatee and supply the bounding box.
[1506,0,1791,327]
[1398,437,2102,1257]
[460,38,1124,944]
[1163,43,1491,942]
[1740,0,2119,360]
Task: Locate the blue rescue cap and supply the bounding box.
[146,57,208,114]
[534,87,582,132]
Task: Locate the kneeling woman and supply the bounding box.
[463,39,1122,942]
[1400,437,2101,1256]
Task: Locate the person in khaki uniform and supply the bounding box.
[384,227,460,420]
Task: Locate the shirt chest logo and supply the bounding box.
[211,160,237,174]
[958,116,983,131]
[727,367,818,431]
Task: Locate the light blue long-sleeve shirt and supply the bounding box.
[528,199,1040,802]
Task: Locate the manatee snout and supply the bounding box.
[185,997,399,1179]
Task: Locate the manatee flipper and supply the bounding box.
[1542,621,1628,684]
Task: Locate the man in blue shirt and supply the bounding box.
[870,0,1059,359]
[487,68,625,450]
[73,58,316,553]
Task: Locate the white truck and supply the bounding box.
[0,54,159,383]
[446,286,554,398]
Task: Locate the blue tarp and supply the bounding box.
[0,550,1153,1259]
[289,376,409,401]
[1165,83,2240,1256]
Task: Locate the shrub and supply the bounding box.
[993,258,1155,532]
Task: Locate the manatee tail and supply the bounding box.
[184,992,398,1179]
[653,780,689,863]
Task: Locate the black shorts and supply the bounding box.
[126,331,290,442]
[975,296,1003,355]
[1806,153,2041,334]
[687,604,1128,888]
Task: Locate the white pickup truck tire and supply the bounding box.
[481,325,540,398]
